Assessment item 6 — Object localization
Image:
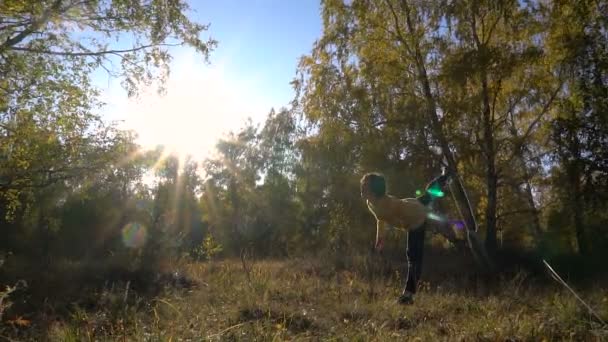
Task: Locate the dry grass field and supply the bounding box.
[1,254,607,341]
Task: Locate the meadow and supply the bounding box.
[2,251,606,341]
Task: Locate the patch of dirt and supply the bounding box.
[391,316,416,330]
[237,307,316,333]
[340,309,371,323]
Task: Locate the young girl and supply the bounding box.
[360,172,452,304]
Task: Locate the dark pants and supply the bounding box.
[404,220,426,294]
[404,174,447,294]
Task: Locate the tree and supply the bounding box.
[256,108,300,255]
[294,0,577,262]
[146,152,203,263]
[0,0,215,262]
[0,0,215,95]
[56,134,154,260]
[1,0,214,220]
[201,121,262,255]
[438,0,564,253]
[548,0,608,255]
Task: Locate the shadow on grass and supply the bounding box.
[0,256,198,337]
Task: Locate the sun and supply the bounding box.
[104,52,273,167]
[133,106,215,162]
[123,78,234,162]
[108,62,262,164]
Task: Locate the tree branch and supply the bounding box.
[0,123,16,133]
[384,0,414,56]
[506,80,563,164]
[0,0,64,53]
[494,92,526,130]
[372,118,409,127]
[484,15,501,45]
[8,43,183,57]
[469,6,482,47]
[0,164,109,192]
[491,78,502,125]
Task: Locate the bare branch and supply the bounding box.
[521,84,562,140]
[8,43,183,57]
[372,118,409,127]
[469,5,482,47]
[506,81,563,164]
[383,0,414,56]
[491,77,502,125]
[484,15,501,45]
[494,92,526,130]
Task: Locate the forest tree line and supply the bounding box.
[1,0,607,276]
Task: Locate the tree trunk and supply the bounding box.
[401,3,478,235]
[569,161,587,255]
[465,0,501,255]
[485,170,498,254]
[523,177,543,240]
[573,199,587,255]
[481,72,498,255]
[396,0,494,270]
[229,177,243,253]
[507,108,544,241]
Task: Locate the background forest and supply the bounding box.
[1,0,607,340]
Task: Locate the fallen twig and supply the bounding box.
[543,260,607,327]
[123,280,130,303]
[206,321,249,340]
[152,298,183,318]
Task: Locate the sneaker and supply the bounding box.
[398,291,414,305]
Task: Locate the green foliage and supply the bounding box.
[0,0,216,96]
[192,234,223,261]
[289,0,607,259]
[327,204,353,253]
[546,0,608,255]
[0,0,214,275]
[191,0,606,262]
[0,0,214,226]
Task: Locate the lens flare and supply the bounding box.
[427,212,445,222]
[122,222,147,248]
[427,188,445,198]
[415,189,422,196]
[448,220,465,230]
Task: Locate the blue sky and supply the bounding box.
[197,1,322,101]
[99,1,322,160]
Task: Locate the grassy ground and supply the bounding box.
[1,254,607,341]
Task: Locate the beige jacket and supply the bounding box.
[366,195,428,242]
